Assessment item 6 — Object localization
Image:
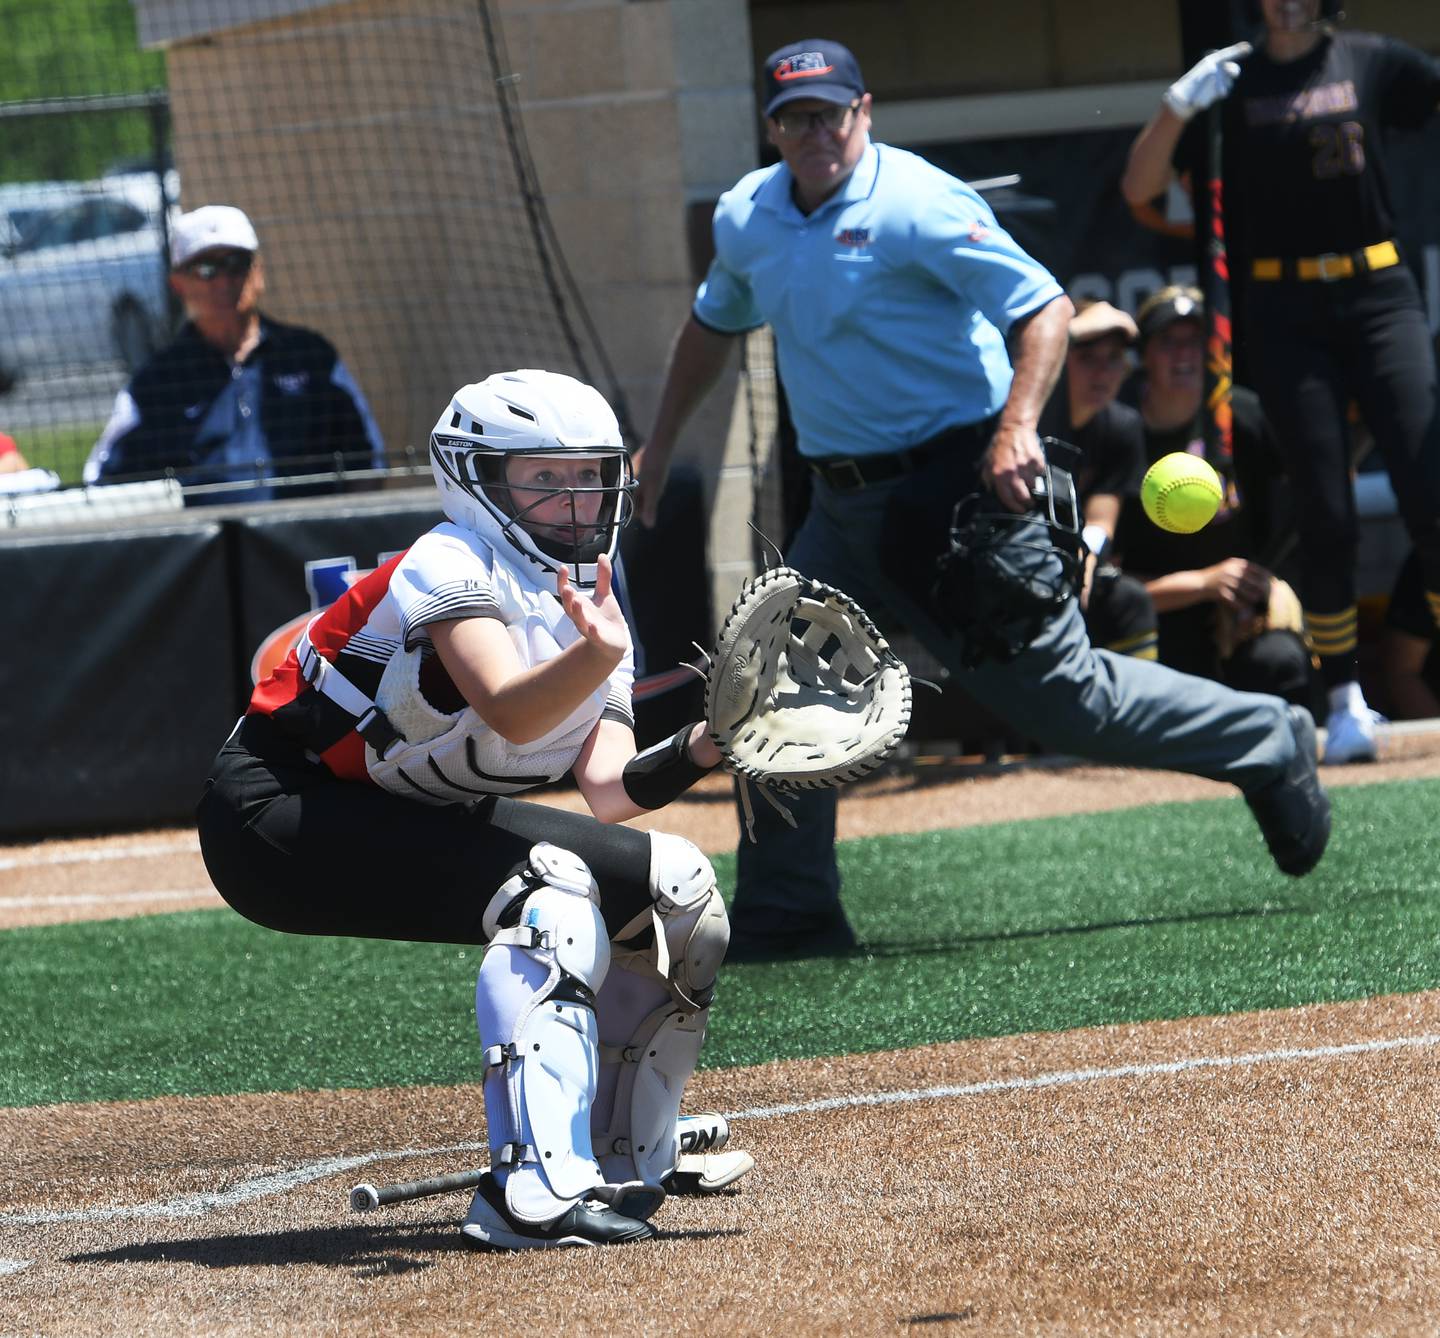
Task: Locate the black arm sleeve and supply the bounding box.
[621,723,716,810]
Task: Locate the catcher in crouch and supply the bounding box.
[197,368,751,1251]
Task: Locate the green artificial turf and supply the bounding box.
[17,422,107,487]
[3,779,1439,1108]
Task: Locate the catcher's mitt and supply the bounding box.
[704,566,912,809]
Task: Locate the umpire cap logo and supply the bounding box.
[774,52,833,81]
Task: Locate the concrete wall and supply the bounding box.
[494,0,759,612]
[747,1,1439,96]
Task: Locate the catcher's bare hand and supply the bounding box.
[556,554,628,661]
[982,423,1046,513]
[685,720,722,768]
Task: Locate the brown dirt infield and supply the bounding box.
[4,734,1440,1334]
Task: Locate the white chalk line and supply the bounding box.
[0,888,221,911]
[734,1031,1440,1120]
[0,1143,488,1228]
[0,1258,33,1276]
[0,838,201,872]
[3,1030,1437,1230]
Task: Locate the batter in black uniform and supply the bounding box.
[1122,0,1440,764]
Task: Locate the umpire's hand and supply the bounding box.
[982,423,1047,513]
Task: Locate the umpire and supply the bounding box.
[637,39,1330,959]
[1121,0,1440,763]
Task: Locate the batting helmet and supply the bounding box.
[429,369,635,590]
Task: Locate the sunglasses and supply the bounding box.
[179,252,254,280]
[770,100,861,138]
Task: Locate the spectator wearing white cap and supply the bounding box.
[84,205,383,503]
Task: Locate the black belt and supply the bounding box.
[807,420,992,493]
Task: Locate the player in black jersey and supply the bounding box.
[1121,0,1440,763]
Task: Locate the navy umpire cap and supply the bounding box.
[763,39,866,116]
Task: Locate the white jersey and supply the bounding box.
[256,520,634,804]
[371,522,635,804]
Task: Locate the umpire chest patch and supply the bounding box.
[833,224,874,264]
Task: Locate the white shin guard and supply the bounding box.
[475,843,611,1224]
[594,995,709,1187]
[591,831,729,1187]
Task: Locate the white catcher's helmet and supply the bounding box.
[430,369,635,589]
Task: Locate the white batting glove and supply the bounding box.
[1162,41,1253,121]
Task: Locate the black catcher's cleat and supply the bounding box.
[1245,705,1331,877]
[460,1173,657,1252]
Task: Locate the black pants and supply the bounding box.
[196,715,655,945]
[1156,607,1315,711]
[1083,568,1157,655]
[1244,265,1440,679]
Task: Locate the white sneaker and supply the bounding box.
[1322,704,1381,764]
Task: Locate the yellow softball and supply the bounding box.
[1140,452,1223,534]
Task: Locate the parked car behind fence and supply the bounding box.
[0,173,178,392]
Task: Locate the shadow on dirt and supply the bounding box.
[67,1219,742,1274]
[68,1220,460,1275]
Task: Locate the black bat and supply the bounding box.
[1200,96,1236,471]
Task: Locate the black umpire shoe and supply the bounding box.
[1245,705,1331,877]
[725,905,858,962]
[460,1173,657,1252]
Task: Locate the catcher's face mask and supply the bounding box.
[496,451,634,567]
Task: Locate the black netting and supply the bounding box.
[0,0,624,519]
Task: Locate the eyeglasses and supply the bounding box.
[770,100,860,138]
[179,252,254,281]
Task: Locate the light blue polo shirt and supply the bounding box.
[694,140,1064,460]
